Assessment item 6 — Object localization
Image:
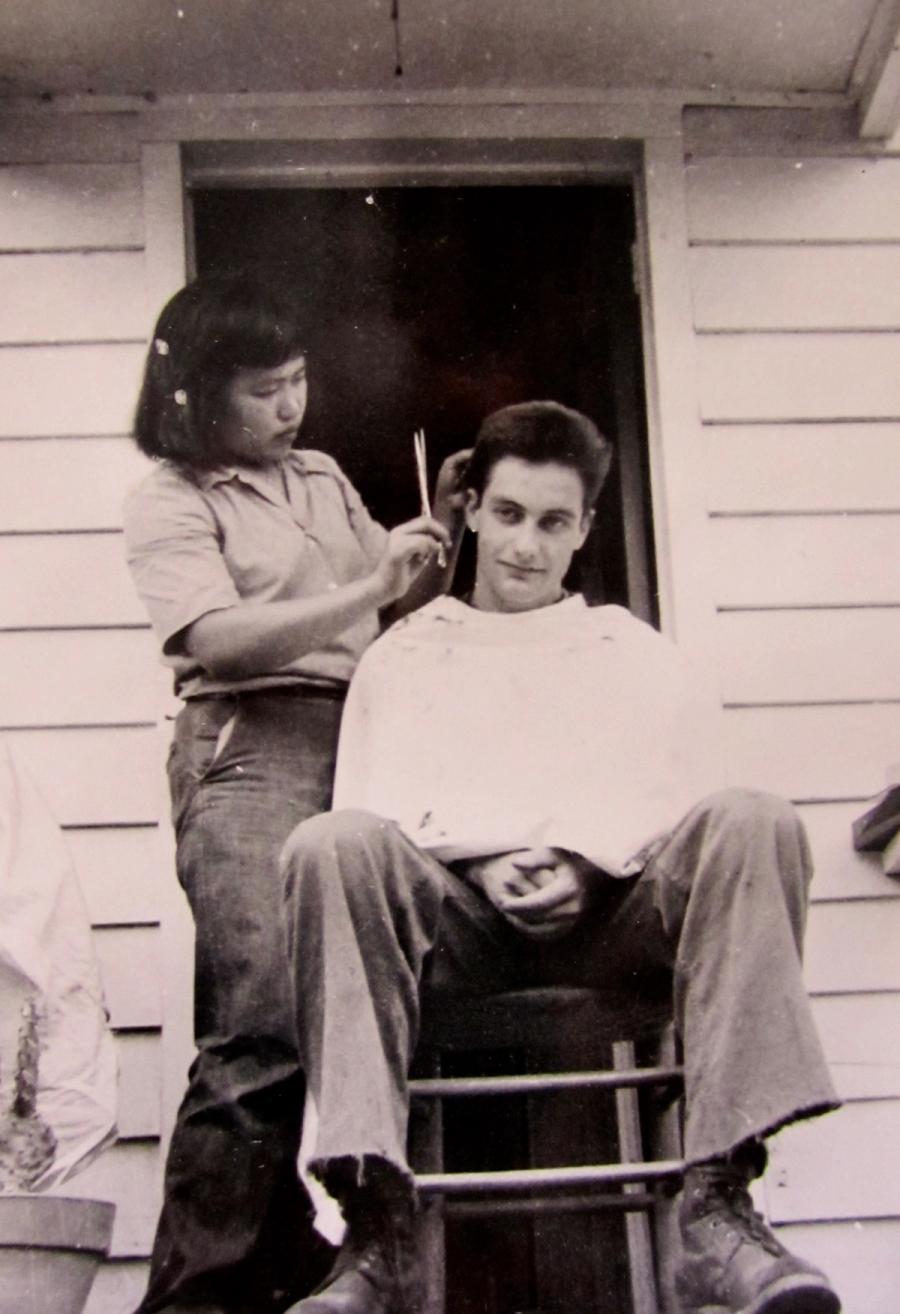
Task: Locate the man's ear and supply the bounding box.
[464,488,481,534]
[576,508,594,549]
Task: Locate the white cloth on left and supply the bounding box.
[0,738,118,1189]
[333,594,721,876]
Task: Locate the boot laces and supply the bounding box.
[697,1176,784,1257]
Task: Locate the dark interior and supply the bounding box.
[193,183,656,616]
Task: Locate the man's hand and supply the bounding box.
[432,448,474,528]
[468,848,591,940]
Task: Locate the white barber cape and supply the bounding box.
[333,594,721,876]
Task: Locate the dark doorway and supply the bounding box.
[192,184,656,619]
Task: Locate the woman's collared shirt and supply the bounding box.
[124,449,388,698]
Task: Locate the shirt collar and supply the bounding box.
[194,453,305,503]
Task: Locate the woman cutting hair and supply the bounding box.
[124,272,468,1314]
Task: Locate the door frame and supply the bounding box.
[140,110,720,1144]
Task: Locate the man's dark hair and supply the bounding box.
[133,272,310,470]
[466,401,613,509]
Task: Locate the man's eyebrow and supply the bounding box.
[487,495,525,510]
[488,495,577,520]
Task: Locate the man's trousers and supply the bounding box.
[280,788,839,1183]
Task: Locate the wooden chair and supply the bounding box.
[409,987,685,1314]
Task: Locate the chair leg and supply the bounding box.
[646,1026,684,1314]
[408,1055,446,1314]
[613,1039,660,1314]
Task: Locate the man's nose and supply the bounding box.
[511,521,540,558]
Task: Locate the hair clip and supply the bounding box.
[154,338,170,356]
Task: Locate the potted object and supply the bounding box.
[0,740,118,1314]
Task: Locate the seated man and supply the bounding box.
[282,401,841,1314]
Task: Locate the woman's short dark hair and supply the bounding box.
[466,401,613,509]
[133,272,310,470]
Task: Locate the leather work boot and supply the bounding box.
[676,1156,841,1314]
[286,1163,422,1314]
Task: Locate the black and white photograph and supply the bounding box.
[1,5,899,1314]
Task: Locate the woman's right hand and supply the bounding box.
[373,516,451,603]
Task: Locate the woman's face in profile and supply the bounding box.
[217,354,308,466]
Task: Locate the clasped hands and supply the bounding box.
[464,847,595,940]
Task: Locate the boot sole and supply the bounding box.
[686,1272,842,1314]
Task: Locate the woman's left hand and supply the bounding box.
[432,448,473,529]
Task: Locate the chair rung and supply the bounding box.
[409,1065,682,1099]
[415,1159,685,1196]
[442,1191,659,1219]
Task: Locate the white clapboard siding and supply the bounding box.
[703,423,900,513]
[3,727,163,826]
[0,112,137,167]
[58,1140,161,1258]
[65,825,163,926]
[715,608,900,705]
[84,1261,149,1314]
[0,164,143,251]
[774,1219,900,1314]
[0,436,151,530]
[766,1100,900,1223]
[697,333,900,423]
[0,629,159,726]
[686,156,900,243]
[0,534,146,627]
[690,245,900,332]
[811,994,900,1102]
[722,703,900,801]
[0,342,146,438]
[94,926,162,1030]
[805,900,900,995]
[117,1032,162,1139]
[0,251,149,344]
[799,801,900,902]
[708,514,900,608]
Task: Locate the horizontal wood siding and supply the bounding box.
[0,342,146,437]
[774,1219,900,1314]
[690,245,900,331]
[0,164,144,250]
[3,726,162,824]
[0,630,159,726]
[687,146,900,1271]
[685,156,900,242]
[0,149,161,1299]
[708,514,900,608]
[800,801,900,900]
[805,901,900,996]
[716,608,900,705]
[810,994,900,1101]
[0,535,147,627]
[697,333,900,422]
[703,423,900,513]
[65,825,162,925]
[0,436,150,530]
[767,1100,900,1223]
[0,251,148,343]
[722,703,900,801]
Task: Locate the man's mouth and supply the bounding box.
[500,561,542,577]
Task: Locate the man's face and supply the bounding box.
[466,457,592,613]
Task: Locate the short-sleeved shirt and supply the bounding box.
[123,449,389,698]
